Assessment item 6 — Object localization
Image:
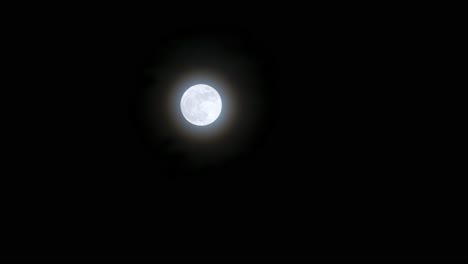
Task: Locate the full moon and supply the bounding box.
[180,84,222,126]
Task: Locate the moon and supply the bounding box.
[180,84,222,126]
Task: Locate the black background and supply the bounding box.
[3,3,466,262]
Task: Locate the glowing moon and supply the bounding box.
[180,84,222,126]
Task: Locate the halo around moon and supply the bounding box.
[180,84,222,126]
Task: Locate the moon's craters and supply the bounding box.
[181,84,222,126]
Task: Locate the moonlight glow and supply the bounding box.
[180,84,222,126]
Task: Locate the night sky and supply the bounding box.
[3,3,465,261]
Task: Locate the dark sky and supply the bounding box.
[3,4,465,261]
